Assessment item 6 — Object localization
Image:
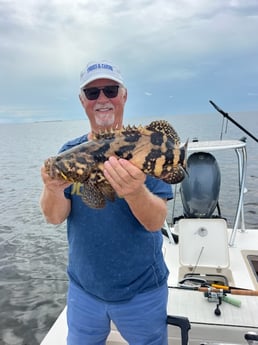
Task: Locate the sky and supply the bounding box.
[1,0,258,123]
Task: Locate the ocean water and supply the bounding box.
[0,112,257,345]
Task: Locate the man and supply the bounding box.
[40,60,173,345]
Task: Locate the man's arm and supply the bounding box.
[103,157,168,231]
[40,166,72,224]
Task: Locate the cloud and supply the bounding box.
[0,0,258,122]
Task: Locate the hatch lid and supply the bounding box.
[178,218,230,269]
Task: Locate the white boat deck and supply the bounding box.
[165,228,258,324]
[165,227,258,344]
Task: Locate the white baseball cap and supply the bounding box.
[80,60,124,88]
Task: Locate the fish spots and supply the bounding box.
[124,131,141,143]
[150,132,164,146]
[114,144,135,159]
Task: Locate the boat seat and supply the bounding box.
[167,315,191,345]
[167,315,258,345]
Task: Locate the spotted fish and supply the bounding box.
[44,120,187,208]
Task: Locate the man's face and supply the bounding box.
[80,78,127,133]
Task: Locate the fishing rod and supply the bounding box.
[198,286,258,296]
[169,285,258,296]
[209,100,258,143]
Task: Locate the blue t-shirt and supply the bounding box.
[60,135,173,303]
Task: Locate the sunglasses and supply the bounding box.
[83,85,120,100]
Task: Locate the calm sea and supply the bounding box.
[0,112,257,345]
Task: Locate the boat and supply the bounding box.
[40,104,258,345]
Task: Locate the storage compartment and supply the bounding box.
[247,255,258,281]
[177,218,234,285]
[242,250,258,289]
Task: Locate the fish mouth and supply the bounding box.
[44,157,64,179]
[44,157,53,174]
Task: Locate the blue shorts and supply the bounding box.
[67,281,168,345]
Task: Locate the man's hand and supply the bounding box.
[41,166,72,193]
[103,157,146,198]
[103,156,167,231]
[40,166,72,224]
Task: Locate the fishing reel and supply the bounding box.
[204,288,224,316]
[178,277,223,315]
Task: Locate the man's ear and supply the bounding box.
[79,93,84,106]
[123,88,128,103]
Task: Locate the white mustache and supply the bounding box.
[94,102,114,111]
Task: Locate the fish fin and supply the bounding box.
[160,142,188,184]
[159,166,186,184]
[92,130,116,140]
[182,139,189,171]
[146,120,181,144]
[81,180,106,209]
[98,181,116,202]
